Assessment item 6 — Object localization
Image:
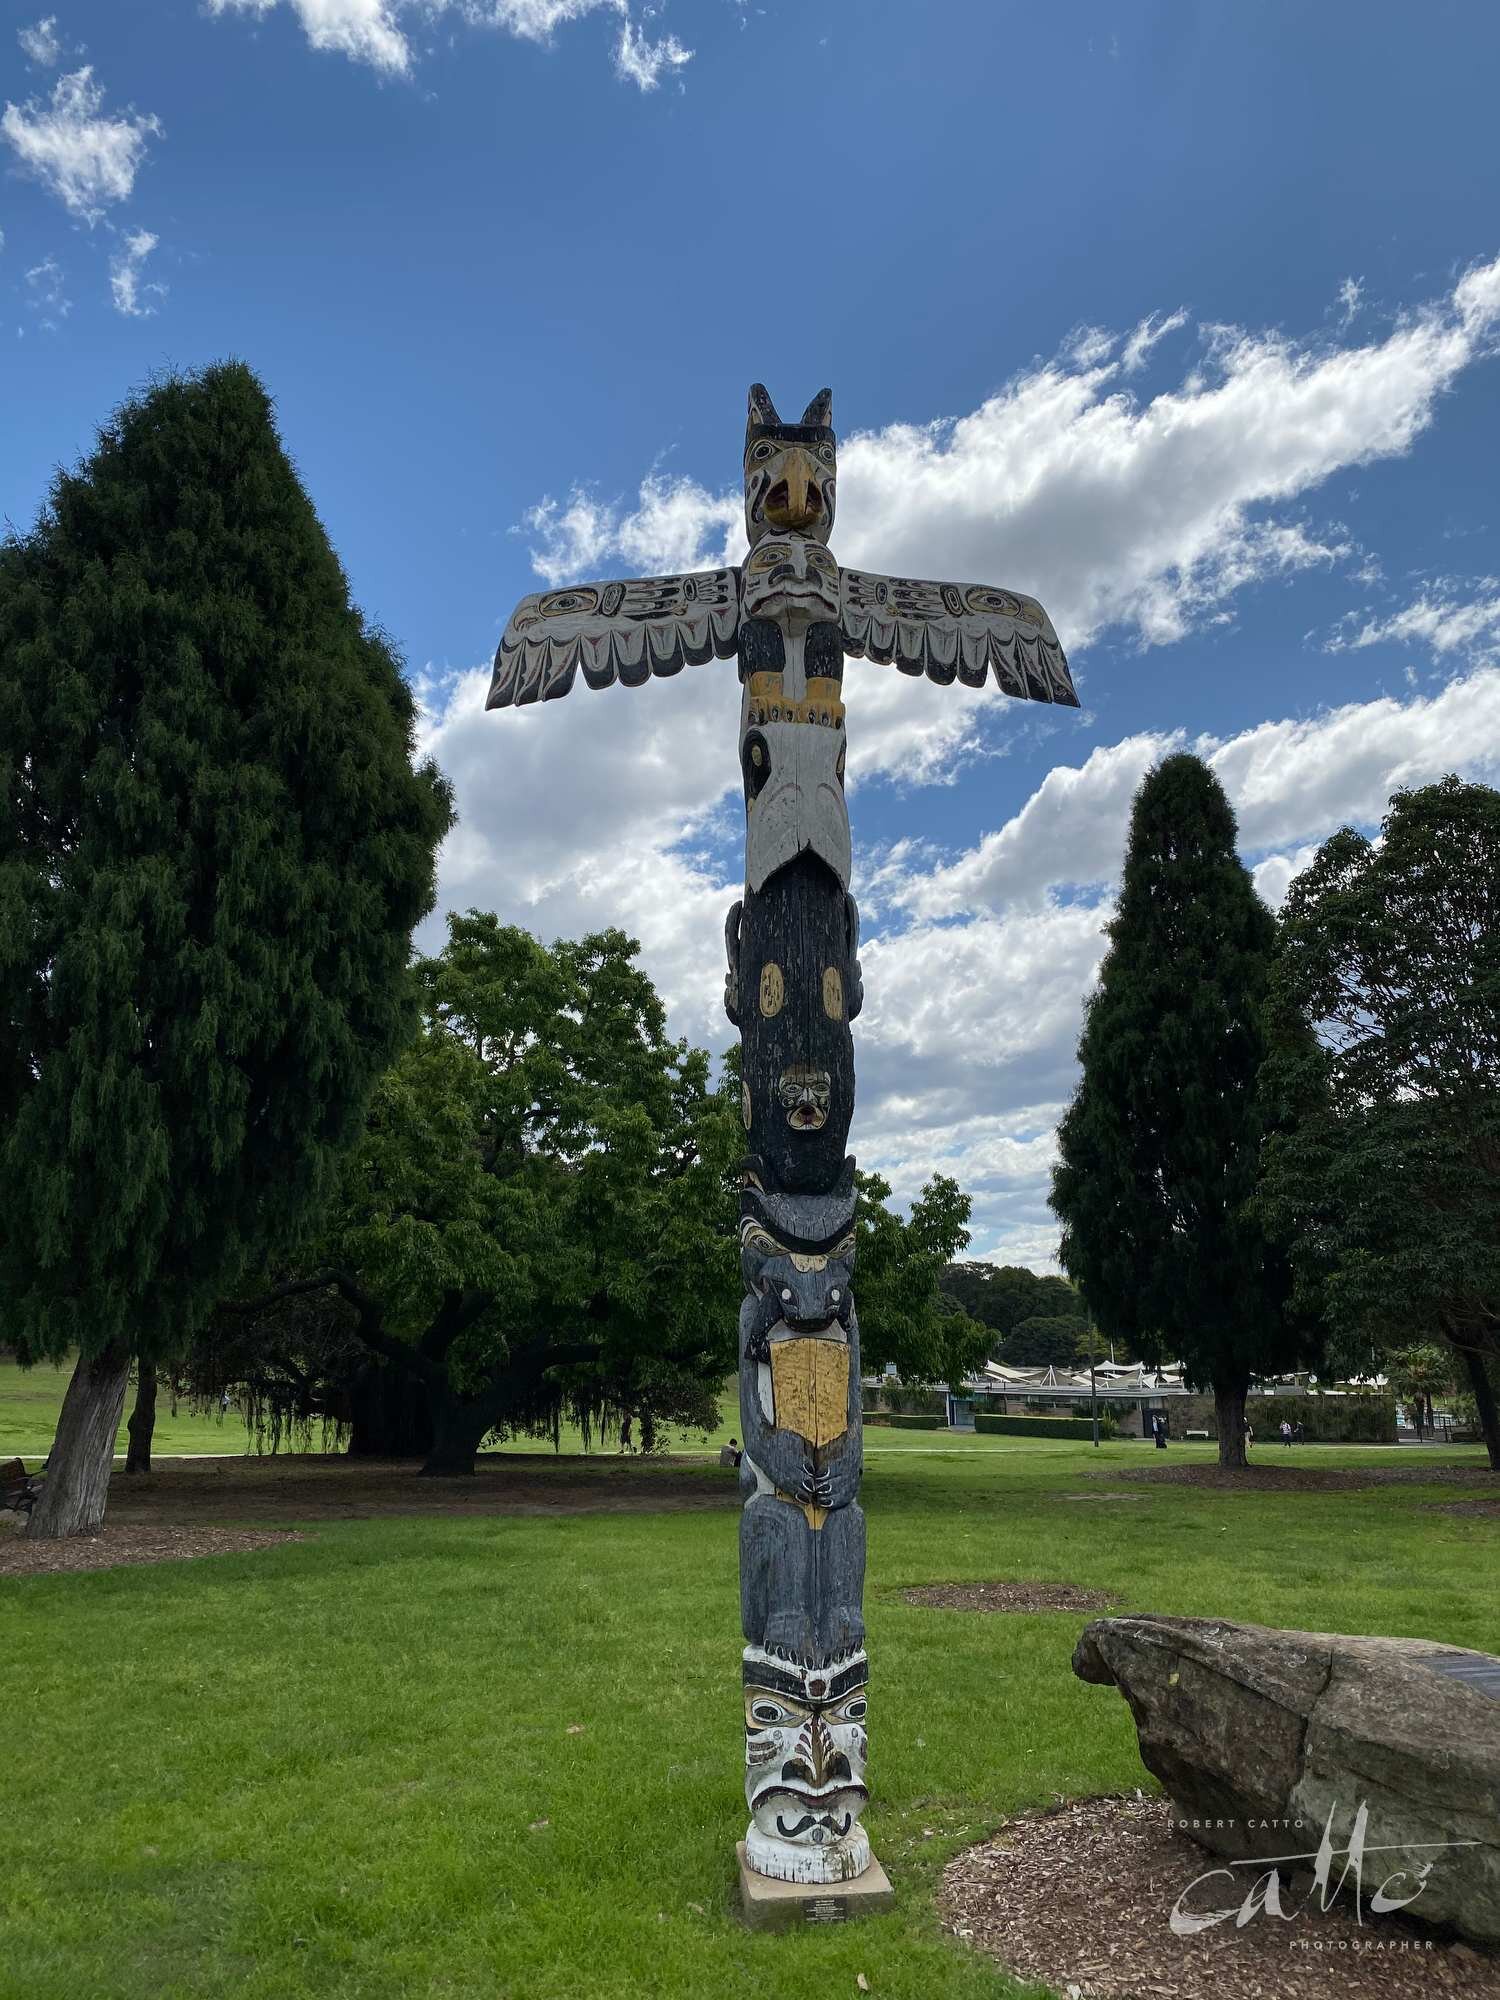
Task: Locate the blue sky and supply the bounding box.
[5,0,1500,1266]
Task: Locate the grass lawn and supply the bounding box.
[3,1434,1495,2000]
[0,1356,249,1458]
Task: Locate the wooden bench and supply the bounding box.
[0,1457,42,1515]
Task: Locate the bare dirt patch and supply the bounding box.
[903,1579,1121,1614]
[0,1522,305,1577]
[1,1451,737,1533]
[939,1794,1499,1999]
[1432,1497,1500,1519]
[1100,1460,1500,1494]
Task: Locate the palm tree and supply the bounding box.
[1384,1344,1453,1440]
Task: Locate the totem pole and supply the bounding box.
[487,384,1075,1899]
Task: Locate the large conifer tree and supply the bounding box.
[0,363,453,1535]
[1050,754,1313,1465]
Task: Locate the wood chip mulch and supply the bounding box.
[938,1795,1500,1999]
[902,1579,1121,1613]
[1100,1461,1500,1493]
[0,1522,306,1577]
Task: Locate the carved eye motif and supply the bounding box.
[750,440,776,462]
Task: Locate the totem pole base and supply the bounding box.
[736,1843,894,1930]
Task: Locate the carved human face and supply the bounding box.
[744,1652,869,1876]
[778,1065,831,1131]
[744,430,838,547]
[741,536,841,630]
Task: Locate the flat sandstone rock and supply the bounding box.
[1073,1613,1500,1943]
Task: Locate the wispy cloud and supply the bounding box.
[1327,580,1500,661]
[2,66,161,222]
[612,16,690,89]
[24,252,70,328]
[17,15,63,66]
[205,0,694,89]
[108,226,165,317]
[1119,305,1187,373]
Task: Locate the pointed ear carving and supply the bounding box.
[800,387,833,428]
[747,382,781,429]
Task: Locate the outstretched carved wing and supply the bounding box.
[487,569,742,710]
[839,570,1077,707]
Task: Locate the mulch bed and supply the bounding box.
[903,1579,1121,1613]
[939,1794,1500,1999]
[1432,1498,1500,1519]
[1,1451,737,1536]
[1099,1461,1500,1494]
[0,1522,306,1577]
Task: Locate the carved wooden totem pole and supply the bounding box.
[488,384,1075,1896]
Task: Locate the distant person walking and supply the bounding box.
[1243,1418,1254,1455]
[1280,1420,1293,1448]
[1293,1421,1305,1444]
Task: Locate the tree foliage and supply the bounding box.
[1001,1315,1088,1369]
[1256,777,1500,1465]
[216,913,745,1472]
[854,1172,989,1386]
[1050,754,1317,1465]
[0,362,452,1530]
[940,1264,1084,1348]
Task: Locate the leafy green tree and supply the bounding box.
[1257,778,1500,1468]
[221,914,743,1475]
[0,363,452,1536]
[1001,1315,1087,1369]
[1051,754,1318,1468]
[1383,1343,1454,1441]
[940,1263,1082,1351]
[856,1172,989,1386]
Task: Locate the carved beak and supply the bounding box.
[764,448,824,533]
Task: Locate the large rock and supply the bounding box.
[1073,1614,1500,1942]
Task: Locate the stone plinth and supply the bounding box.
[736,1843,893,1930]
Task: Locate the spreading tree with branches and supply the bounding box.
[210,914,746,1476]
[0,363,453,1534]
[1257,777,1500,1468]
[1050,754,1317,1466]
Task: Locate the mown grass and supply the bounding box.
[3,1435,1495,2000]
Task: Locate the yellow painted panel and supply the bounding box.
[770,1337,850,1448]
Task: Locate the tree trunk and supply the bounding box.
[418,1395,493,1477]
[1459,1345,1500,1472]
[1214,1378,1249,1469]
[27,1343,132,1539]
[348,1360,434,1458]
[125,1360,157,1474]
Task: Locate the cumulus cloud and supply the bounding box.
[17,15,62,66]
[2,66,161,222]
[521,255,1500,660]
[108,227,164,317]
[206,0,693,88]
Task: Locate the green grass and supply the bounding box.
[0,1356,251,1458]
[3,1435,1495,2000]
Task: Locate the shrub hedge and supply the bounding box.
[973,1413,1116,1440]
[882,1413,944,1430]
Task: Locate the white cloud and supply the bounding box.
[523,474,739,586]
[17,15,62,65]
[205,0,694,86]
[205,0,411,73]
[1119,305,1187,373]
[613,16,690,89]
[109,227,164,317]
[1336,275,1364,328]
[1327,581,1500,661]
[24,252,70,327]
[521,255,1500,661]
[2,66,161,222]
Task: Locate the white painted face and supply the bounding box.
[742,536,842,631]
[744,1658,869,1872]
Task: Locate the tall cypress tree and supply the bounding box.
[0,363,453,1535]
[1050,754,1314,1466]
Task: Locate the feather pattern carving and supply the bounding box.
[838,569,1078,706]
[486,569,742,710]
